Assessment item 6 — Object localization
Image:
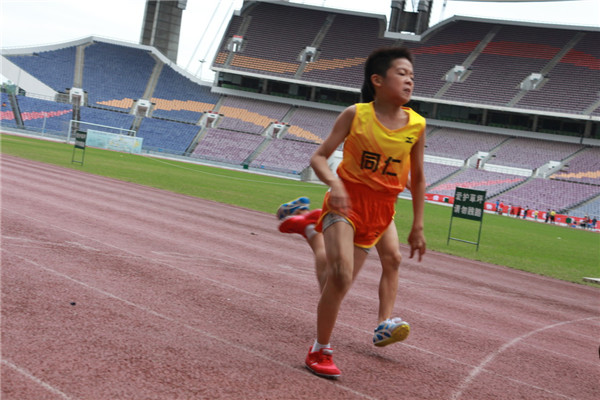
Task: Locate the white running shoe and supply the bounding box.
[373,317,410,347]
[276,197,310,220]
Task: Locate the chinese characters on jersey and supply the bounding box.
[360,151,401,176]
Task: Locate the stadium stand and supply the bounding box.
[217,96,291,134]
[151,66,220,123]
[6,46,76,93]
[82,42,155,110]
[423,162,462,188]
[550,146,600,185]
[568,196,600,219]
[425,127,508,160]
[79,107,135,131]
[250,138,319,175]
[302,12,390,86]
[219,2,327,77]
[488,178,600,213]
[136,118,200,155]
[210,2,600,120]
[440,23,575,106]
[284,106,338,143]
[487,137,584,169]
[406,20,494,98]
[428,168,526,198]
[191,128,264,164]
[17,95,73,135]
[516,31,600,115]
[212,13,243,69]
[1,92,17,128]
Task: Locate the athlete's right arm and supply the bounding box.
[310,105,355,214]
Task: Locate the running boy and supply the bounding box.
[303,47,426,379]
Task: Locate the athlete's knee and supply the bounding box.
[328,260,353,292]
[381,249,402,270]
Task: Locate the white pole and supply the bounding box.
[440,0,448,21]
[185,2,221,70]
[42,112,47,133]
[67,119,74,143]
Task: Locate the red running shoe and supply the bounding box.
[304,209,322,224]
[278,209,322,237]
[305,346,341,379]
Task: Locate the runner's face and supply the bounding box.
[380,58,414,105]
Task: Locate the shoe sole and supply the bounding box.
[305,364,340,379]
[374,323,410,347]
[277,197,310,220]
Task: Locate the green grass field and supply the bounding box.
[2,133,598,285]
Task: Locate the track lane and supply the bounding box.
[2,155,598,399]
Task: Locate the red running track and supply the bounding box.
[1,154,599,400]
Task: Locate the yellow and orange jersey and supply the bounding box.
[337,102,425,196]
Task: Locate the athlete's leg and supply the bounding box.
[306,232,327,292]
[278,206,327,291]
[371,222,410,347]
[316,219,368,346]
[374,222,403,323]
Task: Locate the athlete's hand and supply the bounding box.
[408,227,426,262]
[328,179,351,216]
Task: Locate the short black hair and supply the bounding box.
[361,47,414,103]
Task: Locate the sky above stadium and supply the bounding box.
[1,0,599,82]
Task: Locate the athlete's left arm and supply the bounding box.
[408,127,426,261]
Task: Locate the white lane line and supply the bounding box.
[1,359,73,400]
[2,236,100,252]
[8,254,377,400]
[451,316,598,400]
[4,209,598,399]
